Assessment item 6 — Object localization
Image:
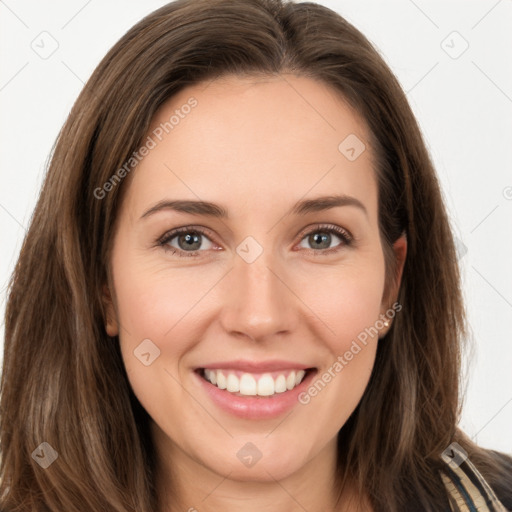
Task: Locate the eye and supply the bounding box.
[157,223,353,258]
[158,227,216,257]
[296,224,353,254]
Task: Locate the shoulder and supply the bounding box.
[440,444,512,511]
[486,450,512,510]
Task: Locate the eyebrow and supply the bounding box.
[140,194,368,220]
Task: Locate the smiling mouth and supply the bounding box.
[196,368,316,397]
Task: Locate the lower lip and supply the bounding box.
[193,369,317,420]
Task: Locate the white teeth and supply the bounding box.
[202,368,309,396]
[226,373,240,393]
[257,374,275,396]
[295,370,306,386]
[286,372,296,390]
[216,371,227,390]
[239,373,257,395]
[274,374,287,393]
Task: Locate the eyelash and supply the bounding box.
[157,224,354,258]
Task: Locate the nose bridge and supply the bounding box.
[219,237,295,340]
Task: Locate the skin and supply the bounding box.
[104,74,407,512]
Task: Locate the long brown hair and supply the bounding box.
[1,1,510,510]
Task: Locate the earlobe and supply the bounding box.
[102,284,119,337]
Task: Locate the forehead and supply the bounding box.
[123,74,378,223]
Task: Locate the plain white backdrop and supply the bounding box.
[0,0,511,452]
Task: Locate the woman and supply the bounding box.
[1,0,510,510]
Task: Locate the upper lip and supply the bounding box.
[197,359,315,372]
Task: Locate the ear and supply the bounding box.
[379,233,407,337]
[102,284,119,337]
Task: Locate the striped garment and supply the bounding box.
[440,443,509,511]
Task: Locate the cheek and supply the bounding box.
[114,273,209,408]
[297,273,384,423]
[114,269,208,341]
[301,256,386,345]
[111,229,217,344]
[110,246,213,399]
[292,276,384,442]
[112,264,209,431]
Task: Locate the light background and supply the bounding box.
[0,0,511,452]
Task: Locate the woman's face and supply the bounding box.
[105,74,406,484]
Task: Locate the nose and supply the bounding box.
[218,244,298,343]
